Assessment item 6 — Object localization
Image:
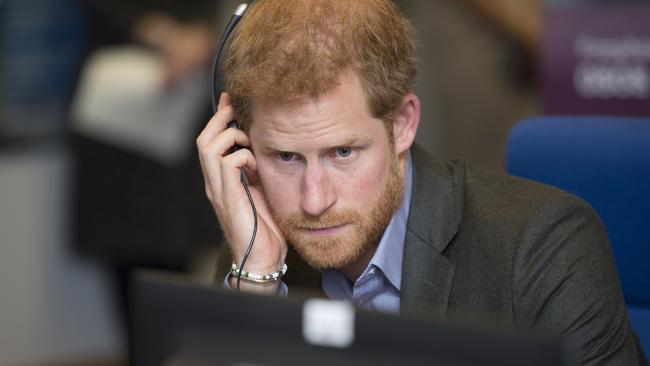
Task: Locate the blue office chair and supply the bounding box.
[506,116,650,355]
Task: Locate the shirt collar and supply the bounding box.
[322,152,413,295]
[369,152,412,290]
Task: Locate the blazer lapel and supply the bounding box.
[400,145,463,318]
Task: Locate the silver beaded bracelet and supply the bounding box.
[230,262,288,283]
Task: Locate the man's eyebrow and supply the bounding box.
[333,136,373,148]
[259,135,373,153]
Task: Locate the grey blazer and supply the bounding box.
[216,144,645,365]
[400,145,643,365]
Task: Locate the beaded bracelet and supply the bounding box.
[230,262,288,283]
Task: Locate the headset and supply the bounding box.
[210,3,256,291]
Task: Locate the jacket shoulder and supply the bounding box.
[448,159,596,236]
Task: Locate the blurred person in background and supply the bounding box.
[71,1,222,265]
[71,0,225,361]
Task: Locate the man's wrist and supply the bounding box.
[226,274,282,295]
[230,262,287,283]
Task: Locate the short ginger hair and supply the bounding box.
[225,0,417,129]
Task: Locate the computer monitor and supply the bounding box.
[131,271,577,366]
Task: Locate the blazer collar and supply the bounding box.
[400,144,463,318]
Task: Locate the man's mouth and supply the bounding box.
[300,223,348,235]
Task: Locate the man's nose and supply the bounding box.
[300,162,336,217]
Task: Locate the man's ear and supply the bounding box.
[392,93,420,156]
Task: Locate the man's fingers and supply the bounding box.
[200,127,250,159]
[197,148,213,202]
[217,92,231,110]
[200,140,255,206]
[196,104,236,147]
[221,148,257,195]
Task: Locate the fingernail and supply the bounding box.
[218,92,226,108]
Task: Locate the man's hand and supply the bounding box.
[197,93,288,294]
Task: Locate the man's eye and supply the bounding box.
[336,147,352,158]
[279,152,294,161]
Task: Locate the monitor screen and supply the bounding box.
[131,271,576,366]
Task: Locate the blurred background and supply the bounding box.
[1,0,649,364]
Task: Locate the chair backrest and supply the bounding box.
[507,116,650,305]
[506,116,650,354]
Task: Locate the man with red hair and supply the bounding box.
[196,1,645,364]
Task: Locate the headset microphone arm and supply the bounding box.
[210,3,249,113]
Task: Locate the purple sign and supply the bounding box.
[542,5,650,116]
